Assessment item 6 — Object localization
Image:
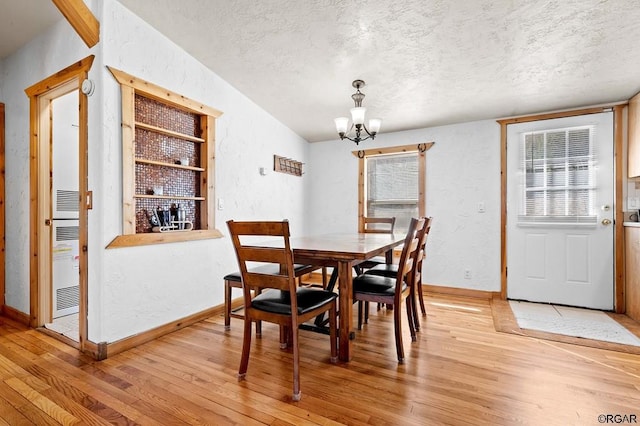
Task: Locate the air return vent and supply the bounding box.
[56,190,80,212]
[56,285,79,311]
[56,226,79,242]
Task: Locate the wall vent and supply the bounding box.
[56,190,80,212]
[56,285,79,311]
[56,226,79,242]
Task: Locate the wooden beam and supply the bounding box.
[51,0,100,48]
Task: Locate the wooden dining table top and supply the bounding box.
[282,232,405,263]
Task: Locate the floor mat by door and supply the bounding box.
[491,299,640,354]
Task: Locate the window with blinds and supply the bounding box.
[366,152,419,232]
[519,126,596,225]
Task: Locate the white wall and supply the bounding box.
[96,0,309,343]
[306,121,502,292]
[0,0,309,343]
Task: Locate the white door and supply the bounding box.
[506,112,614,310]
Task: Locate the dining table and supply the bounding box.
[280,232,406,361]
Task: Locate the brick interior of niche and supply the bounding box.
[134,94,202,233]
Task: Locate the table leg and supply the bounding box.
[385,248,393,264]
[337,260,353,361]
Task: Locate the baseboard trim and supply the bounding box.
[1,305,30,325]
[83,340,108,360]
[424,284,501,300]
[105,305,225,358]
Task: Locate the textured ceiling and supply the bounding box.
[3,1,640,142]
[116,0,640,142]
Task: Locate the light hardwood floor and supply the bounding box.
[0,293,639,425]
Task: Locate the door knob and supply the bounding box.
[45,219,51,226]
[602,218,612,226]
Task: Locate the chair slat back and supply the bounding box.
[227,220,298,297]
[412,217,432,284]
[395,217,425,288]
[363,216,396,234]
[415,217,432,268]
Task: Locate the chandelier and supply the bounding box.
[334,79,381,145]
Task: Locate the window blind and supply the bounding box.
[519,126,596,225]
[366,152,419,232]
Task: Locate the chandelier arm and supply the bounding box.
[362,122,372,137]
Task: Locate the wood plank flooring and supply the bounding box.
[0,293,639,425]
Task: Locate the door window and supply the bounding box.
[519,126,596,225]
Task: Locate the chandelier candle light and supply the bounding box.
[334,79,382,145]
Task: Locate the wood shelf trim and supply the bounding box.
[135,158,205,171]
[135,121,205,143]
[135,194,205,201]
[108,66,223,118]
[107,229,223,249]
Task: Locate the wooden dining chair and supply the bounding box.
[352,217,425,363]
[223,263,318,330]
[227,220,338,401]
[363,216,397,234]
[356,216,396,273]
[365,217,433,327]
[357,216,397,317]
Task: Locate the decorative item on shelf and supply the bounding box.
[145,186,164,196]
[152,220,193,233]
[334,79,382,145]
[147,209,160,227]
[177,204,186,229]
[148,204,193,232]
[274,154,303,176]
[157,206,170,226]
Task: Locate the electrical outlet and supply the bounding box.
[217,198,224,210]
[478,202,485,213]
[464,269,472,279]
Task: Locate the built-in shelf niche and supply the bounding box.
[107,66,223,248]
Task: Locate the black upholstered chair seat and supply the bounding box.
[353,274,407,296]
[357,256,387,271]
[224,263,314,282]
[363,263,398,277]
[252,288,338,315]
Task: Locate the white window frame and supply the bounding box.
[518,125,596,226]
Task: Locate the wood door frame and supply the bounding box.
[25,56,94,348]
[498,105,626,313]
[0,103,4,311]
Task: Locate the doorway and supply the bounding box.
[506,112,615,310]
[25,56,93,349]
[45,90,81,340]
